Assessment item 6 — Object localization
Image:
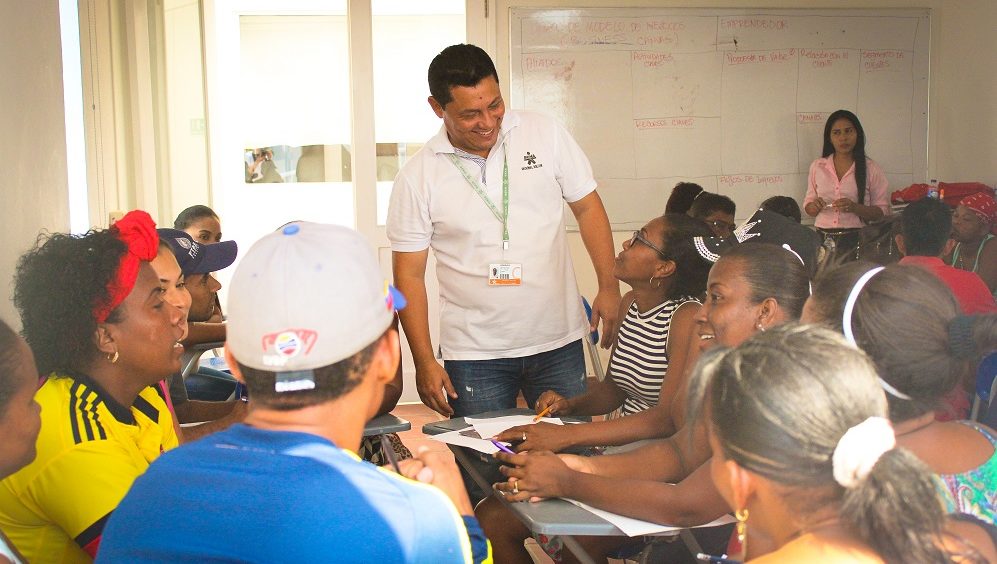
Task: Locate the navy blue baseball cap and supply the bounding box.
[158,228,238,276]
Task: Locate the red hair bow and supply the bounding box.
[93,210,160,323]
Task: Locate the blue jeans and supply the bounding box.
[444,339,587,504]
[443,340,586,418]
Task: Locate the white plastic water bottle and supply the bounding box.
[927,178,939,199]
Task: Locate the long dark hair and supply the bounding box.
[689,325,957,563]
[822,110,868,206]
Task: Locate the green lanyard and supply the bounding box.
[446,150,510,249]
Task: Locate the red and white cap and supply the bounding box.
[226,222,404,384]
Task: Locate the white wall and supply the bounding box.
[163,0,211,221]
[0,0,70,328]
[930,0,997,184]
[1,0,993,371]
[489,0,997,309]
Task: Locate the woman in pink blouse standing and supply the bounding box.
[804,110,890,264]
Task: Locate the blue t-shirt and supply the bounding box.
[97,424,490,563]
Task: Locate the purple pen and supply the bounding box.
[489,439,516,454]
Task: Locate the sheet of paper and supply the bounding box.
[565,499,735,537]
[464,415,563,439]
[429,430,500,454]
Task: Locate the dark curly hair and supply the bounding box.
[13,230,127,376]
[0,318,24,412]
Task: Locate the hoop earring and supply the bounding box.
[649,276,661,289]
[107,351,119,364]
[735,507,749,555]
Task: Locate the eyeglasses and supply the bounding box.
[629,231,667,257]
[707,220,736,235]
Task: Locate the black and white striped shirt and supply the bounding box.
[610,297,698,416]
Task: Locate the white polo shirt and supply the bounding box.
[387,110,595,360]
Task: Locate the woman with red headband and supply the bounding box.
[0,211,185,562]
[948,192,997,297]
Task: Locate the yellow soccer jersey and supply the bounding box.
[0,373,178,563]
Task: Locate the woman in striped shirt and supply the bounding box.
[529,213,714,431]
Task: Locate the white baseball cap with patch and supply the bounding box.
[226,222,404,388]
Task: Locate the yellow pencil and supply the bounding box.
[533,405,553,422]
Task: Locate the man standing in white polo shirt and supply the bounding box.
[387,44,619,419]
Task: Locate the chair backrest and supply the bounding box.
[180,340,227,380]
[580,297,605,383]
[971,352,997,421]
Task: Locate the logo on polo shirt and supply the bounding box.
[522,151,543,171]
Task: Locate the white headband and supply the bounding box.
[841,266,912,401]
[781,244,812,296]
[832,416,896,488]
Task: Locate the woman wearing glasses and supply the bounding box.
[477,214,713,562]
[524,213,713,425]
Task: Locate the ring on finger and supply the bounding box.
[522,431,527,442]
[512,482,519,494]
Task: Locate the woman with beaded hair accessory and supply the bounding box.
[484,238,812,563]
[803,262,997,529]
[478,213,715,562]
[694,324,992,563]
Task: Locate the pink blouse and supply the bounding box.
[805,156,890,229]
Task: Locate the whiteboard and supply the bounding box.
[509,8,930,228]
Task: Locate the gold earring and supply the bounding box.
[107,351,119,364]
[735,507,749,555]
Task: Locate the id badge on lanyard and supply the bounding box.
[447,148,522,286]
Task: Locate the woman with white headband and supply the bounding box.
[803,263,997,528]
[695,324,992,563]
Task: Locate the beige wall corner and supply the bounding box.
[0,0,70,328]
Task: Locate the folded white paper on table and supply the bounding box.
[565,499,736,537]
[429,430,501,454]
[464,415,563,439]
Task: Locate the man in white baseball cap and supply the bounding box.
[99,222,491,562]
